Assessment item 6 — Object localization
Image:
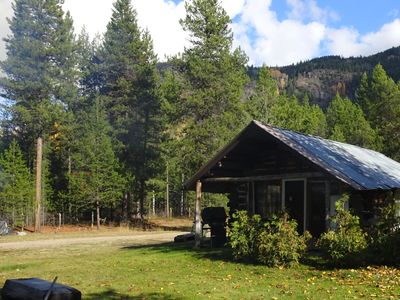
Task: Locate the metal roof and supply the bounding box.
[186,120,400,191]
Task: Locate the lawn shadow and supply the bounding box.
[121,241,260,266]
[85,288,184,300]
[122,241,350,270]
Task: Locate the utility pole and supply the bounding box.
[34,137,43,232]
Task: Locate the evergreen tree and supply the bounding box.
[0,140,34,227]
[326,94,381,150]
[0,0,78,230]
[99,0,162,219]
[268,95,327,136]
[245,66,279,122]
[175,0,249,173]
[356,64,400,159]
[68,98,125,229]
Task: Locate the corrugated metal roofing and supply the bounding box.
[255,121,400,190]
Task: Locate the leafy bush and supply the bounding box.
[228,210,263,260]
[367,194,400,265]
[257,214,310,267]
[228,211,310,267]
[317,195,367,265]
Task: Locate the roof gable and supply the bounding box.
[185,120,400,191]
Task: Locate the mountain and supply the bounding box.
[250,46,400,108]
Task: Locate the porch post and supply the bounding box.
[195,180,202,248]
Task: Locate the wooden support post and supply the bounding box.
[195,180,202,248]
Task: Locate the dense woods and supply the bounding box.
[1,0,400,228]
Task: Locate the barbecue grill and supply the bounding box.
[201,207,227,247]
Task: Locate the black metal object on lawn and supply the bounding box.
[201,207,227,247]
[1,278,81,300]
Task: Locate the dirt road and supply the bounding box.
[0,231,188,250]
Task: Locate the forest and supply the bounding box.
[0,0,400,230]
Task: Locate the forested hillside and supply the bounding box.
[248,46,400,107]
[0,0,399,229]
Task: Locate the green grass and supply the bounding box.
[1,241,399,299]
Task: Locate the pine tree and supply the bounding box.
[175,0,249,173]
[268,95,327,136]
[245,66,279,122]
[0,0,78,230]
[68,98,125,229]
[356,64,400,159]
[0,140,34,228]
[99,0,162,220]
[326,94,382,150]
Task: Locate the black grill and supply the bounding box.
[201,207,227,247]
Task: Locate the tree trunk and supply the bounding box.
[139,180,145,222]
[181,173,184,216]
[166,163,170,218]
[96,201,100,230]
[152,190,156,216]
[34,137,43,232]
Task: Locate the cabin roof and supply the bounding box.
[185,120,400,191]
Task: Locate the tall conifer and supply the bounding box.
[175,0,249,172]
[0,0,78,230]
[99,0,162,219]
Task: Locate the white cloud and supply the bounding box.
[0,0,400,67]
[63,0,188,60]
[287,0,339,23]
[0,0,12,61]
[327,19,400,57]
[233,0,326,66]
[220,0,246,18]
[133,0,187,60]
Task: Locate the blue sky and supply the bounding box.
[0,0,400,66]
[271,1,399,34]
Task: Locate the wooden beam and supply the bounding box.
[203,172,324,183]
[194,180,202,248]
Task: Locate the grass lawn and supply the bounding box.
[0,239,399,299]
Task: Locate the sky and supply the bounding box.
[0,0,400,66]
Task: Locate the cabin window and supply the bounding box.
[255,181,281,217]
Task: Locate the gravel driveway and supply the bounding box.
[0,231,188,250]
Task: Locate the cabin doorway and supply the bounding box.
[283,179,305,233]
[307,181,326,237]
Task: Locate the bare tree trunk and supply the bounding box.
[34,137,43,232]
[166,164,169,218]
[139,180,145,222]
[96,201,100,230]
[181,173,184,217]
[152,190,156,216]
[91,211,94,229]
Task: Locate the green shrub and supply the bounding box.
[367,194,400,265]
[228,211,310,267]
[228,210,263,260]
[317,195,367,265]
[257,214,309,267]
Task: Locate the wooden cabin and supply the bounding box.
[185,120,400,246]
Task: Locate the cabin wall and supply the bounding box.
[227,175,347,236]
